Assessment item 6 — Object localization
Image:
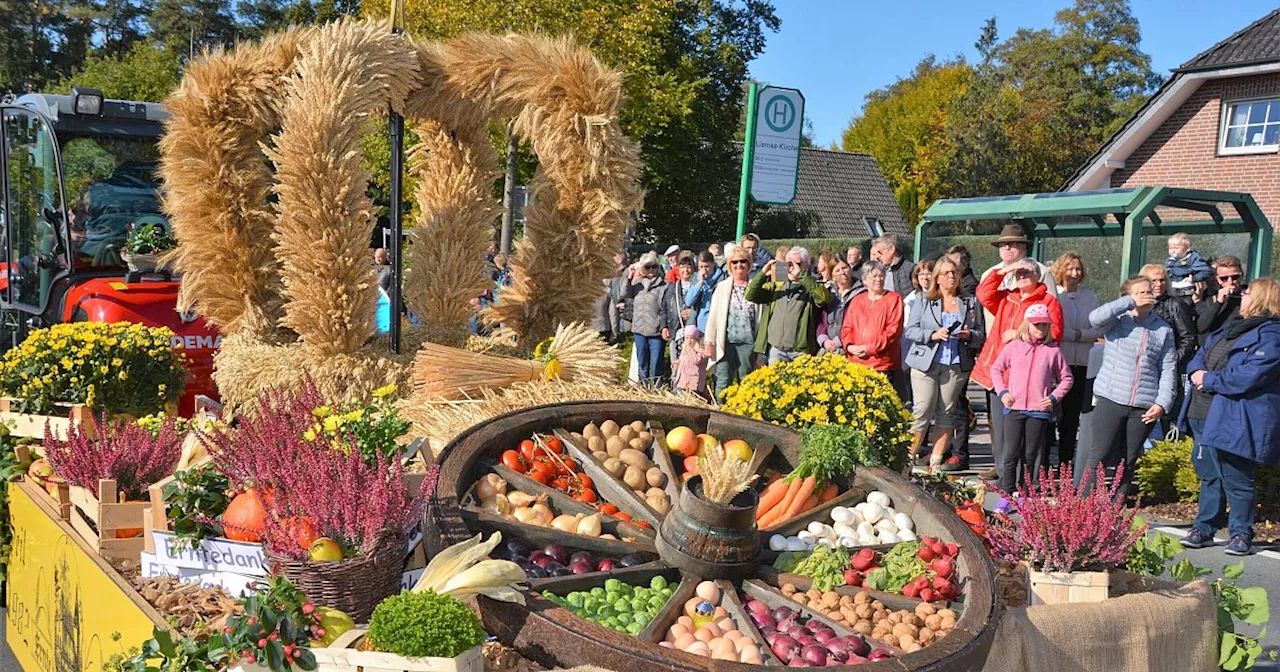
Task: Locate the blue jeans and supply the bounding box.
[1190,418,1259,541]
[634,334,664,384]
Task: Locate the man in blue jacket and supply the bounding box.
[685,250,725,333]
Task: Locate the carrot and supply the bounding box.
[818,482,839,504]
[755,479,790,521]
[781,475,818,520]
[759,477,803,527]
[799,494,818,512]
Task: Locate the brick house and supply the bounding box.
[1065,8,1280,233]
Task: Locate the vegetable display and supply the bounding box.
[367,590,487,659]
[542,576,674,636]
[767,491,917,552]
[742,595,889,665]
[661,582,763,663]
[778,546,850,593]
[781,584,958,654]
[494,538,647,579]
[577,419,672,514]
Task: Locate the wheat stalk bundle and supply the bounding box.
[410,342,543,402]
[268,20,421,356]
[697,444,758,506]
[544,322,620,386]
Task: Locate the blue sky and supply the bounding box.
[750,1,1280,148]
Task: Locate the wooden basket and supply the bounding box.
[311,631,483,672]
[1027,569,1111,606]
[0,398,94,440]
[68,478,149,561]
[14,444,71,519]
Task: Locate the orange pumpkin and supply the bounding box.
[223,489,268,542]
[281,516,320,549]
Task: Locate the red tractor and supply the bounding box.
[0,88,218,415]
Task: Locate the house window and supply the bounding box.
[864,217,885,237]
[1220,98,1280,154]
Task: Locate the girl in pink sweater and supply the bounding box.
[989,304,1074,495]
[674,325,710,400]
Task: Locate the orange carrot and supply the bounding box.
[799,494,818,512]
[759,477,802,527]
[818,482,839,504]
[781,475,817,519]
[755,479,790,521]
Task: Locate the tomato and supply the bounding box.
[574,489,597,504]
[551,477,570,492]
[544,436,564,454]
[599,503,620,515]
[559,458,577,473]
[575,473,593,490]
[519,439,537,462]
[530,461,556,483]
[614,511,632,522]
[633,521,652,530]
[500,450,526,472]
[527,469,550,485]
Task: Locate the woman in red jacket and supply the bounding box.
[974,259,1063,480]
[842,261,905,400]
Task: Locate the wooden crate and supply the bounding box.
[68,478,150,561]
[0,398,94,440]
[1027,569,1111,606]
[311,631,484,672]
[14,444,71,519]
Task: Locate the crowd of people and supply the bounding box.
[585,228,1277,555]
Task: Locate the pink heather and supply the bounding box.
[988,463,1147,573]
[204,378,423,560]
[44,415,182,501]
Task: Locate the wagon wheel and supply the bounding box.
[429,402,999,672]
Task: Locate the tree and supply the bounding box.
[54,40,182,102]
[841,56,970,225]
[944,17,1022,199]
[370,0,780,245]
[147,0,237,55]
[0,0,86,94]
[65,0,152,55]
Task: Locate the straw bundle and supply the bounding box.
[543,322,620,386]
[399,380,708,456]
[411,342,543,401]
[268,20,422,356]
[159,30,312,337]
[403,115,499,328]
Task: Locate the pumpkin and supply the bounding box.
[223,489,268,542]
[281,516,320,549]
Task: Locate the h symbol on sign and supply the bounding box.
[770,102,791,127]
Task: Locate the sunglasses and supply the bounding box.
[730,260,749,266]
[1218,274,1242,281]
[644,264,659,270]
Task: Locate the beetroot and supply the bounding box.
[920,588,935,602]
[844,568,863,587]
[918,544,936,562]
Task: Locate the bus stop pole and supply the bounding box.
[735,82,759,242]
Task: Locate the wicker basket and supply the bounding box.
[267,532,406,622]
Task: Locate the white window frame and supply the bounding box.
[1218,96,1280,156]
[864,217,885,237]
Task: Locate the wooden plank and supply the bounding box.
[70,485,100,525]
[70,508,102,549]
[98,501,149,533]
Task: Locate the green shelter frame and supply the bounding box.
[915,187,1274,282]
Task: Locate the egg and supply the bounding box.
[674,633,696,650]
[694,628,715,643]
[742,655,763,665]
[739,644,761,660]
[712,649,737,661]
[709,637,734,654]
[714,606,728,620]
[685,641,710,657]
[677,616,694,629]
[717,618,737,632]
[695,581,721,603]
[684,597,703,618]
[704,623,724,638]
[667,623,689,642]
[659,641,674,649]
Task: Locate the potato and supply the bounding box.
[647,495,671,514]
[925,614,942,631]
[638,430,654,446]
[603,457,625,477]
[821,592,839,609]
[587,435,606,453]
[623,465,646,490]
[853,604,873,620]
[919,628,935,644]
[593,451,608,462]
[606,436,627,457]
[583,423,601,438]
[902,641,923,654]
[915,602,937,618]
[617,448,651,469]
[630,420,646,433]
[791,593,808,605]
[937,609,956,620]
[839,595,854,607]
[629,437,649,452]
[780,583,797,596]
[645,467,666,488]
[618,426,636,443]
[940,615,957,630]
[570,432,584,443]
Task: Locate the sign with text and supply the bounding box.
[141,552,261,595]
[750,86,805,204]
[151,531,268,576]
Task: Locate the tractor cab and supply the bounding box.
[0,88,218,414]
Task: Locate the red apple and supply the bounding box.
[722,438,753,462]
[666,426,698,458]
[683,455,699,476]
[695,433,720,457]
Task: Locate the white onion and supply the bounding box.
[816,537,838,549]
[898,529,918,541]
[856,521,875,537]
[867,491,892,508]
[769,534,789,551]
[807,521,828,536]
[785,537,807,552]
[857,533,879,546]
[877,530,901,544]
[830,506,854,523]
[838,536,858,548]
[861,502,885,524]
[893,512,915,532]
[883,506,897,519]
[797,530,815,542]
[551,514,581,532]
[874,519,898,534]
[833,522,857,539]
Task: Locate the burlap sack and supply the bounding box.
[982,579,1218,672]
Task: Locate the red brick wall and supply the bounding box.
[1110,72,1280,229]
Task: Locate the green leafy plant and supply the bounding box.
[1165,559,1276,670]
[162,465,232,552]
[367,590,486,659]
[790,545,852,592]
[103,632,140,672]
[121,627,220,672]
[219,579,320,671]
[303,385,410,466]
[126,220,177,255]
[1135,436,1200,504]
[1124,517,1183,577]
[865,541,928,593]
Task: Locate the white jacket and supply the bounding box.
[704,279,759,364]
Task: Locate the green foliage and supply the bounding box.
[103,632,141,672]
[54,40,182,103]
[122,626,222,672]
[790,545,851,592]
[367,590,486,659]
[163,464,232,552]
[1167,559,1277,671]
[798,422,902,481]
[0,428,24,596]
[219,578,320,671]
[1124,518,1182,577]
[1135,436,1200,504]
[127,220,178,255]
[865,541,928,593]
[303,384,411,466]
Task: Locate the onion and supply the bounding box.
[812,629,836,644]
[477,474,507,501]
[529,503,554,526]
[770,635,799,663]
[830,506,854,523]
[481,493,512,515]
[576,512,602,537]
[512,506,538,524]
[769,534,789,551]
[801,645,828,666]
[772,606,795,621]
[796,634,816,646]
[750,611,777,630]
[893,512,914,531]
[507,491,544,508]
[866,491,891,508]
[551,514,582,532]
[860,502,884,524]
[746,600,770,615]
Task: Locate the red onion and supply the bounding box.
[787,660,810,668]
[813,629,837,644]
[801,645,828,666]
[772,606,796,621]
[764,632,781,647]
[868,649,891,661]
[796,634,817,647]
[746,599,770,614]
[771,635,800,663]
[750,611,777,630]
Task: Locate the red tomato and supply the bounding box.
[560,458,577,473]
[614,511,632,522]
[551,477,570,492]
[574,489,597,504]
[519,439,537,462]
[599,503,620,515]
[500,450,525,472]
[527,469,550,485]
[544,436,564,454]
[575,473,593,490]
[633,521,652,530]
[530,461,556,483]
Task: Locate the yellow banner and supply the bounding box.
[6,481,160,672]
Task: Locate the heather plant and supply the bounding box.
[987,464,1147,573]
[45,415,182,500]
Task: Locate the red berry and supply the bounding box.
[258,638,268,648]
[302,602,316,615]
[268,632,279,641]
[315,627,327,638]
[225,626,234,634]
[247,617,258,625]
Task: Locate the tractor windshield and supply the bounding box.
[60,135,163,270]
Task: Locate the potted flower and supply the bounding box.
[987,464,1147,605]
[122,216,176,273]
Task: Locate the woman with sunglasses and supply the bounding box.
[703,248,761,400]
[624,252,670,385]
[1180,279,1280,556]
[1196,256,1246,343]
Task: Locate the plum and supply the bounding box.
[618,554,645,567]
[543,544,568,565]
